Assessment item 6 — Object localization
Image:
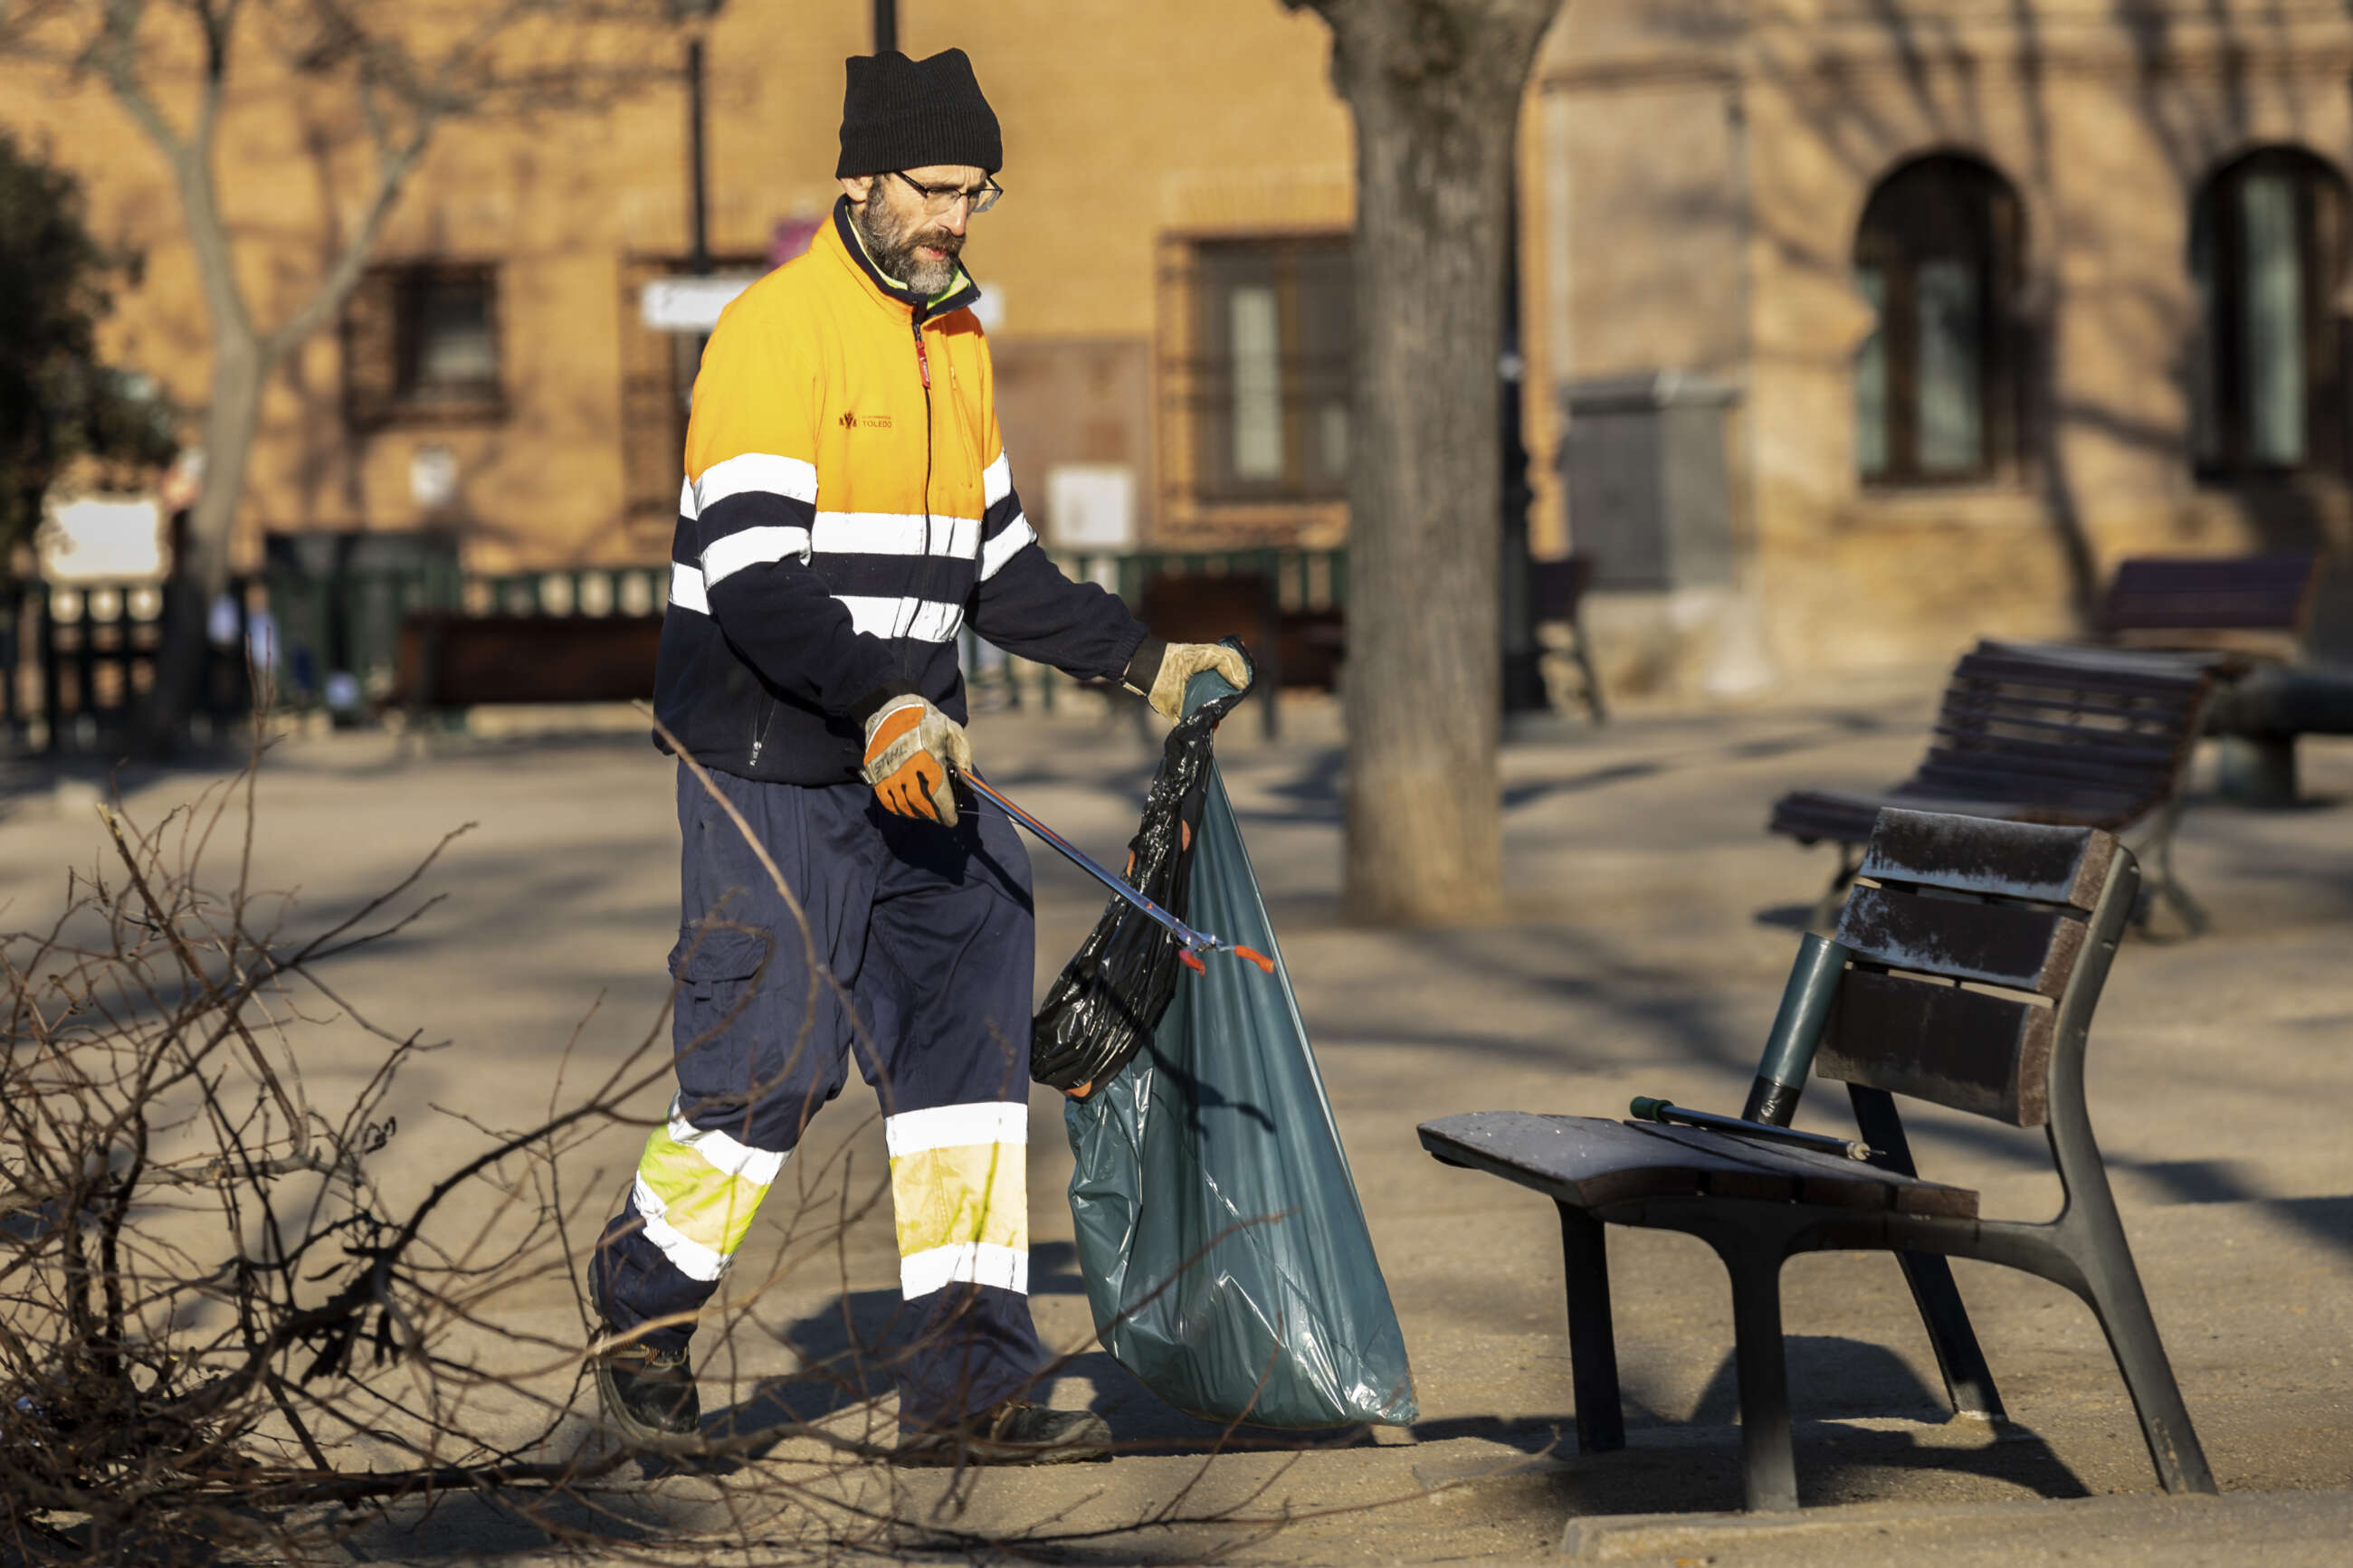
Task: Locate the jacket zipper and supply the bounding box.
[748,694,774,769]
[906,313,936,651]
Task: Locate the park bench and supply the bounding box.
[2095,552,2352,806]
[1418,808,2215,1514]
[389,611,662,716]
[1768,638,2215,930]
[2097,551,2320,655]
[1134,570,1348,741]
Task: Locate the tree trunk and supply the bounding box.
[188,335,266,603]
[1306,0,1561,924]
[137,328,267,755]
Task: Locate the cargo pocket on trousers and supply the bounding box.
[669,926,775,1058]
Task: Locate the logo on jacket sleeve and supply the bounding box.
[839,411,894,430]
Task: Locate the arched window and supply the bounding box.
[2190,147,2348,476]
[1853,156,2024,485]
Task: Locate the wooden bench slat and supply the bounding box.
[1923,738,2186,786]
[1949,651,2211,703]
[1625,1121,1979,1218]
[1937,699,2206,742]
[1771,641,2212,857]
[1911,751,2164,795]
[1931,712,2196,760]
[1415,1112,1981,1219]
[1836,883,2086,996]
[1946,672,2208,710]
[1769,789,2112,847]
[1818,969,2056,1126]
[2100,554,2320,636]
[1416,1112,1794,1208]
[1855,810,2115,908]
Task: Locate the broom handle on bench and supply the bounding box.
[1740,933,1853,1127]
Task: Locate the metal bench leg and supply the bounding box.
[1895,1256,2004,1419]
[1716,1238,1798,1512]
[1556,1203,1624,1453]
[1568,613,1606,724]
[2073,1242,2216,1494]
[2215,734,2298,807]
[2047,1183,2217,1494]
[1847,1087,2006,1420]
[2132,804,2209,936]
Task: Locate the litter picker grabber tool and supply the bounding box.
[1630,934,1873,1156]
[1628,1098,1876,1161]
[956,766,1276,975]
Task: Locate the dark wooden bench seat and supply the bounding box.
[1424,1112,1977,1218]
[2096,552,2353,804]
[1419,810,2215,1514]
[1768,639,2215,930]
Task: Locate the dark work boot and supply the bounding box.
[893,1400,1112,1468]
[586,1266,700,1448]
[591,1329,700,1447]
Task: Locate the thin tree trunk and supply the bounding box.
[1305,0,1561,923]
[137,331,268,754]
[188,336,265,603]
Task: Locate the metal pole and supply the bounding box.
[872,0,896,53]
[686,35,710,277]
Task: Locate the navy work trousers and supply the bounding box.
[592,765,1045,1430]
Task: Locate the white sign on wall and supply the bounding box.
[38,493,167,583]
[1045,463,1137,550]
[410,444,459,508]
[641,275,758,334]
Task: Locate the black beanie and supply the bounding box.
[836,49,1002,178]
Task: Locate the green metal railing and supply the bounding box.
[1060,547,1347,613]
[259,549,1344,712]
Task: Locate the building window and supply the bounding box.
[343,262,503,427]
[1853,156,2023,485]
[2190,147,2348,477]
[1192,238,1352,500]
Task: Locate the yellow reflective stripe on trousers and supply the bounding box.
[888,1122,1028,1298]
[629,1116,783,1282]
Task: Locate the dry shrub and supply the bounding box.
[0,746,1323,1565]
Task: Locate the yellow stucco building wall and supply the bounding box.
[1535,2,2353,693]
[16,1,2343,695]
[0,1,1377,575]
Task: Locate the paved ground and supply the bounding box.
[5,670,2349,1563]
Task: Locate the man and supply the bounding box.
[587,48,1246,1466]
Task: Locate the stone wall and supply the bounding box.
[1537,1,2353,693]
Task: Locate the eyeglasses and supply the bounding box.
[887,169,1003,216]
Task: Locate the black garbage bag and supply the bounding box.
[1039,660,1419,1430]
[1029,646,1253,1095]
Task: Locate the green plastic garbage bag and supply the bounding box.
[1050,664,1418,1430]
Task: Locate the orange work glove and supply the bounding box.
[860,695,974,826]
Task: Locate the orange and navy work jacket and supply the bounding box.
[653,199,1148,784]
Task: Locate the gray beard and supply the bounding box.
[855,200,962,297]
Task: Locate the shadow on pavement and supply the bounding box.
[1412,1336,2090,1516]
[700,1239,1389,1459]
